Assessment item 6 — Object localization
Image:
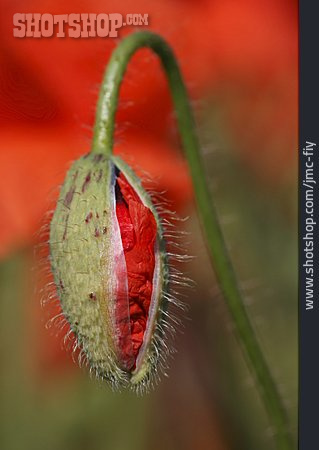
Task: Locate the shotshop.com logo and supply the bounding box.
[13,13,149,38]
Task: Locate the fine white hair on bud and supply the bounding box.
[47,152,190,392]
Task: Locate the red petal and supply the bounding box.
[115,172,157,368]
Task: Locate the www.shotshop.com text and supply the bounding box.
[302,141,316,310]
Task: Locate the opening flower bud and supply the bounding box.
[50,153,173,391]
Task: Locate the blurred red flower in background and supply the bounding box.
[0,0,297,260]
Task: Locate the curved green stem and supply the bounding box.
[92,31,293,449]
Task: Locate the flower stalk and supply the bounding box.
[91,31,293,449]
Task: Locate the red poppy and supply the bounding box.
[0,0,297,380]
[0,0,297,256]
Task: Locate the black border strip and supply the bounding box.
[299,1,319,449]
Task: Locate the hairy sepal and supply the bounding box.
[50,153,170,391]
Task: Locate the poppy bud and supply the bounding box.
[50,152,179,391]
